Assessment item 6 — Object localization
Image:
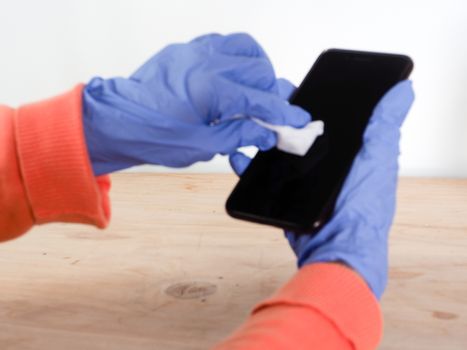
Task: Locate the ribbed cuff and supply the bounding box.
[253,263,382,350]
[15,85,110,227]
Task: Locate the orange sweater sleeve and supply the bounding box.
[0,85,110,242]
[213,263,382,350]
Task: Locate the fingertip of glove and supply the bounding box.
[276,78,296,100]
[373,80,415,126]
[229,151,251,176]
[258,130,277,151]
[381,80,415,109]
[290,105,312,127]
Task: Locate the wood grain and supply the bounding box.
[0,174,466,349]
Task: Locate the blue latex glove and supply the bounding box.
[83,33,310,176]
[230,81,415,299]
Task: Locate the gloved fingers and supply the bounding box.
[218,84,311,127]
[234,119,278,150]
[276,78,297,100]
[221,56,276,92]
[221,66,298,98]
[207,118,277,154]
[229,151,252,176]
[241,87,310,127]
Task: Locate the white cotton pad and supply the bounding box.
[252,118,324,156]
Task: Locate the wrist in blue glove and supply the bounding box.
[82,33,310,176]
[230,80,415,299]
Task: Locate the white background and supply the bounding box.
[1,0,466,176]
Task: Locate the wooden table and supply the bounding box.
[1,174,466,349]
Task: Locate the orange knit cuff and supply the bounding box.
[253,263,382,350]
[15,85,111,227]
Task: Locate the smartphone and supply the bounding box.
[225,49,413,234]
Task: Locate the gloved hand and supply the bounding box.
[83,33,310,176]
[230,80,415,299]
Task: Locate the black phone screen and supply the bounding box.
[226,49,413,233]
